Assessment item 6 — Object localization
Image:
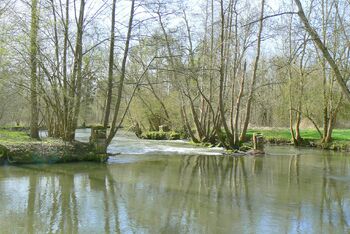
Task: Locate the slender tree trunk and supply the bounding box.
[322,61,329,142]
[181,101,199,143]
[325,95,343,143]
[103,0,117,128]
[286,12,298,145]
[240,0,265,142]
[320,0,329,142]
[62,0,69,139]
[233,62,246,145]
[295,35,307,143]
[66,0,85,141]
[30,0,40,139]
[50,0,64,137]
[106,0,135,145]
[289,68,298,145]
[218,0,234,147]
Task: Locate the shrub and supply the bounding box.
[168,131,181,140]
[141,131,167,140]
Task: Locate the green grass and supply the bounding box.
[247,128,350,142]
[0,129,33,143]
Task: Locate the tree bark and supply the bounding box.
[218,0,234,147]
[103,0,117,128]
[69,0,86,141]
[106,0,135,145]
[240,0,265,142]
[30,0,40,139]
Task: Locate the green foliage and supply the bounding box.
[168,131,181,140]
[141,131,167,140]
[140,131,184,140]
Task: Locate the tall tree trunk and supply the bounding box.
[234,62,246,145]
[66,0,85,141]
[295,34,308,144]
[106,0,135,145]
[320,0,329,142]
[289,67,298,145]
[324,95,343,143]
[295,100,302,143]
[62,0,69,139]
[240,0,265,142]
[218,0,234,147]
[30,0,40,139]
[103,0,117,128]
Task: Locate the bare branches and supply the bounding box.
[244,11,298,27]
[294,0,350,102]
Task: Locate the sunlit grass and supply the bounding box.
[0,129,33,143]
[248,128,350,142]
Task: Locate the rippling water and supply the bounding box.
[1,130,350,233]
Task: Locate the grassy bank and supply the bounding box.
[248,128,350,141]
[139,128,350,152]
[0,129,34,143]
[0,129,107,164]
[247,128,350,151]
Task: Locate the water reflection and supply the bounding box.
[0,150,349,233]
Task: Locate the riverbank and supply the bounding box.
[248,128,350,152]
[180,128,350,154]
[0,130,108,165]
[138,128,350,153]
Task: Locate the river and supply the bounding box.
[1,129,349,233]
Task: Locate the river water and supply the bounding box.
[1,130,350,233]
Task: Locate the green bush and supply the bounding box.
[168,131,181,140]
[141,131,167,140]
[140,131,185,140]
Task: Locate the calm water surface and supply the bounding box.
[1,131,350,233]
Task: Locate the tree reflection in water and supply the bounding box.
[0,151,349,233]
